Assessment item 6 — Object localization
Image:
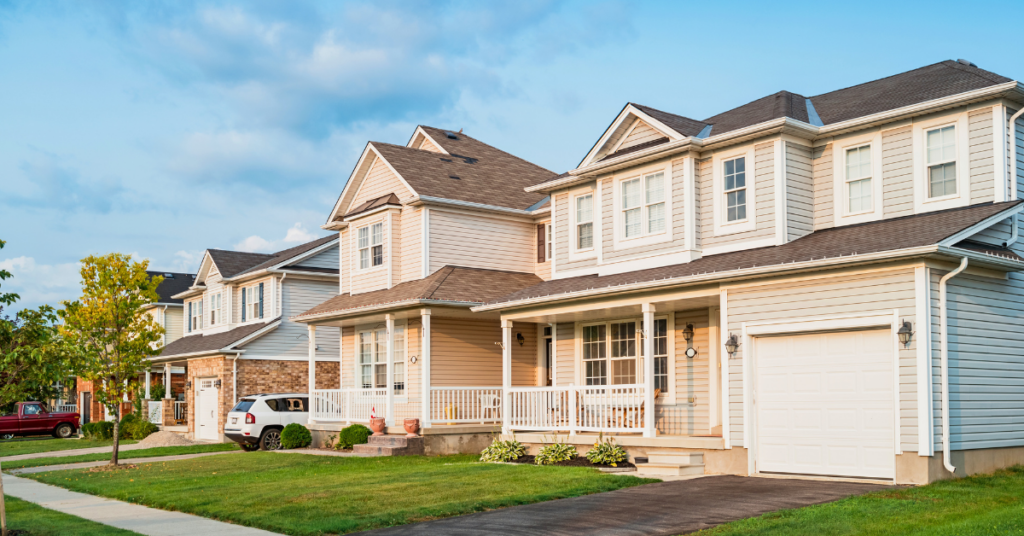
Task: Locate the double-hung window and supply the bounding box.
[846,146,873,213]
[209,293,222,325]
[576,194,594,250]
[393,325,405,395]
[622,172,666,239]
[358,222,384,269]
[582,321,639,385]
[652,318,668,392]
[190,299,203,331]
[359,329,387,389]
[723,157,747,222]
[582,324,607,385]
[241,284,262,321]
[546,223,553,260]
[927,125,957,198]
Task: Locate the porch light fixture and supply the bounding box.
[724,334,740,358]
[516,332,525,346]
[214,380,222,388]
[682,324,695,343]
[897,320,914,348]
[185,381,192,390]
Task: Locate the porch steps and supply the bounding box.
[352,435,424,456]
[635,450,704,477]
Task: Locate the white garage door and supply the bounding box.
[756,329,895,479]
[197,378,219,441]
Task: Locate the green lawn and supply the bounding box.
[0,438,137,458]
[694,466,1024,535]
[26,452,655,535]
[3,495,141,535]
[2,442,241,470]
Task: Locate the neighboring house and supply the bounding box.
[77,271,194,425]
[298,60,1024,484]
[150,236,341,441]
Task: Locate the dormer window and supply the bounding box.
[576,194,594,250]
[358,222,384,269]
[241,284,263,321]
[723,157,747,222]
[190,299,203,331]
[926,125,957,198]
[209,293,222,325]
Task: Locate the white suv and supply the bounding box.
[225,393,309,451]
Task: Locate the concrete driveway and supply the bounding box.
[364,475,892,535]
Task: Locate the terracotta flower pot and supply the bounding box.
[403,418,420,438]
[369,417,386,436]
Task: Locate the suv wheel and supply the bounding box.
[53,423,74,438]
[259,428,282,451]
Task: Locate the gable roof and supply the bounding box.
[365,126,556,211]
[146,271,195,304]
[629,103,707,137]
[204,235,338,280]
[157,321,276,358]
[294,266,542,321]
[478,201,1024,310]
[342,193,402,220]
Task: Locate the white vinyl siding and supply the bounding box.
[350,156,411,207]
[400,207,422,282]
[240,278,341,360]
[811,144,834,231]
[553,192,598,273]
[882,126,915,218]
[785,143,813,240]
[618,120,664,151]
[290,244,339,270]
[968,108,995,204]
[427,210,536,274]
[164,307,184,344]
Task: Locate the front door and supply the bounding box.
[545,338,553,386]
[197,379,219,441]
[81,393,91,424]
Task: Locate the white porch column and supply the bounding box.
[420,308,432,428]
[164,364,171,394]
[385,314,395,427]
[144,369,151,399]
[501,319,512,435]
[549,323,557,387]
[308,324,316,424]
[642,303,656,438]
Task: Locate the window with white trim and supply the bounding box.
[190,299,203,331]
[723,157,746,222]
[576,194,594,250]
[621,171,666,239]
[546,223,552,261]
[358,222,384,269]
[359,328,387,389]
[393,325,405,395]
[242,285,262,321]
[209,292,222,325]
[845,145,873,213]
[652,318,668,392]
[926,125,957,198]
[582,321,638,385]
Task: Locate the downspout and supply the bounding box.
[1006,108,1023,247]
[233,354,239,405]
[939,256,969,474]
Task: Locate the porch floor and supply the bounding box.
[364,475,892,536]
[511,432,725,450]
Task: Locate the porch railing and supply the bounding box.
[508,384,647,433]
[311,388,388,422]
[55,404,77,414]
[429,387,503,425]
[174,401,187,421]
[147,401,163,424]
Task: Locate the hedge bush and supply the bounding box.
[81,422,114,440]
[335,424,371,450]
[281,423,312,449]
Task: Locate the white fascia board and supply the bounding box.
[342,205,401,223]
[267,238,340,271]
[170,286,205,300]
[326,143,377,226]
[290,299,479,324]
[406,195,535,217]
[578,104,685,169]
[406,126,451,155]
[150,349,243,362]
[938,203,1024,246]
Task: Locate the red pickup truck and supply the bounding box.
[0,402,79,440]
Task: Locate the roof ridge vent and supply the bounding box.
[444,131,459,139]
[957,59,978,68]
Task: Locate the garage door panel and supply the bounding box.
[757,329,894,479]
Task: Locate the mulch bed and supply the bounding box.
[508,455,635,469]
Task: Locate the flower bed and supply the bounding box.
[507,455,635,469]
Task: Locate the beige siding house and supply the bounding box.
[297,60,1024,485]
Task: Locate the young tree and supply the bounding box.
[61,254,164,466]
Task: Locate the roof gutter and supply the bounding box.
[471,244,1024,313]
[405,195,538,217]
[292,298,484,324]
[149,349,244,362]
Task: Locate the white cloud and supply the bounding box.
[233,222,323,253]
[167,250,204,273]
[283,222,317,243]
[0,256,81,312]
[233,235,274,253]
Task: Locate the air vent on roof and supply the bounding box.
[164,273,174,278]
[957,59,977,68]
[449,175,461,180]
[444,131,458,140]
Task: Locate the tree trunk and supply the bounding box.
[1,458,7,536]
[111,404,120,466]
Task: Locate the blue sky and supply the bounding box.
[0,0,1019,312]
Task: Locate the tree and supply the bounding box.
[61,253,164,466]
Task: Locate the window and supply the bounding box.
[622,178,642,238]
[583,324,607,385]
[22,403,42,415]
[546,223,552,261]
[576,194,593,250]
[927,125,957,198]
[242,285,262,321]
[393,325,405,395]
[846,146,873,213]
[209,293,222,325]
[190,299,203,331]
[609,322,637,384]
[645,172,666,234]
[652,319,668,392]
[622,172,666,239]
[724,157,746,222]
[359,328,388,389]
[358,222,384,269]
[582,321,640,385]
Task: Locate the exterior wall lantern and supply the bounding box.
[897,320,914,348]
[516,332,525,346]
[724,334,740,358]
[185,381,192,390]
[214,379,222,388]
[682,324,695,343]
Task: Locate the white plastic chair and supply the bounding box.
[480,394,501,423]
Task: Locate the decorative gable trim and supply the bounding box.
[406,126,450,155]
[324,144,418,229]
[579,104,687,169]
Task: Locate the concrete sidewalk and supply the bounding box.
[1,442,150,462]
[9,450,237,474]
[3,473,281,536]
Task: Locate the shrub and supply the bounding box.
[150,383,166,400]
[585,436,627,467]
[121,418,159,440]
[479,437,525,462]
[335,424,372,450]
[280,423,312,449]
[535,442,577,465]
[81,422,114,440]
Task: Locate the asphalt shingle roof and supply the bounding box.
[206,235,337,279]
[484,201,1023,307]
[146,271,195,304]
[158,321,272,357]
